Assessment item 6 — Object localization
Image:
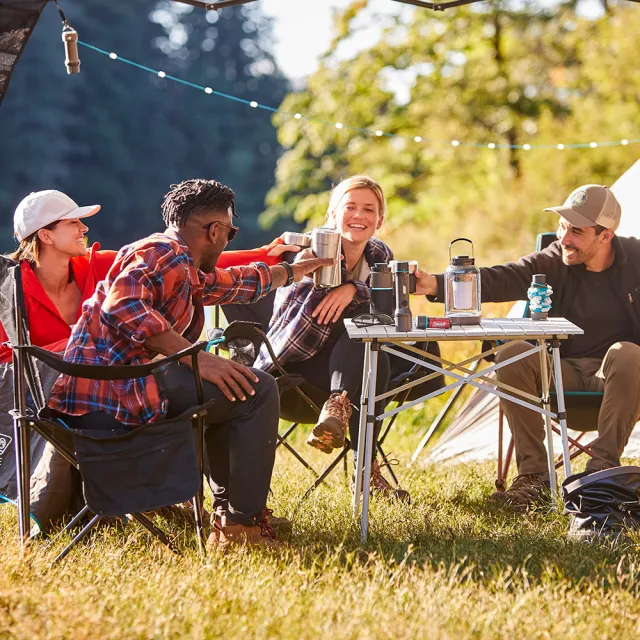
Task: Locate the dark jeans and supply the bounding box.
[154,362,279,526]
[285,329,432,459]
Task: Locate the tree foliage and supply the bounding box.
[0,0,289,251]
[262,1,640,269]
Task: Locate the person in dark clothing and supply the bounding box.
[414,184,640,508]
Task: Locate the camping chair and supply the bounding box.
[0,255,212,562]
[216,297,444,501]
[495,231,603,490]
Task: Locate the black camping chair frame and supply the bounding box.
[214,306,428,500]
[3,257,209,561]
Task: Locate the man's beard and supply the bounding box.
[561,242,597,266]
[199,249,222,273]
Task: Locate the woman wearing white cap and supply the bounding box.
[0,190,116,362]
[0,189,303,363]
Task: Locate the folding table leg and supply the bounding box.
[539,340,558,504]
[52,514,102,565]
[352,342,371,517]
[361,343,379,544]
[410,360,479,463]
[550,340,572,480]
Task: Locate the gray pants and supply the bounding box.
[155,363,279,526]
[496,341,640,475]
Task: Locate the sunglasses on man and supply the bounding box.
[203,220,239,243]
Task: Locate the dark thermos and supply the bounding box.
[370,263,394,316]
[391,260,412,332]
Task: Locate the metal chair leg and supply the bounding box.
[277,434,319,476]
[130,513,180,554]
[52,514,102,565]
[192,415,207,555]
[298,445,349,504]
[45,505,91,548]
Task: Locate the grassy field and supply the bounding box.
[2,414,640,640]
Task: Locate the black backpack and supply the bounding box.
[562,466,640,541]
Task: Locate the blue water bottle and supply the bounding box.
[528,274,552,320]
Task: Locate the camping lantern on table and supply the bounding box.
[444,238,481,325]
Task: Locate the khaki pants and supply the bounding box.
[495,341,640,476]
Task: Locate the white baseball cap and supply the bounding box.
[14,190,101,241]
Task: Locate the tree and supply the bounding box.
[0,0,289,251]
[262,1,639,269]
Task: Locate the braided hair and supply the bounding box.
[161,179,236,228]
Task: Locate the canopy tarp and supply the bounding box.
[0,0,48,107]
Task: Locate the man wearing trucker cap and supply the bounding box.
[414,184,640,508]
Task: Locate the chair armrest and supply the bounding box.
[15,341,208,381]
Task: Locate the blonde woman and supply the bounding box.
[255,176,410,500]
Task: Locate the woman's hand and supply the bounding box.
[312,283,357,325]
[266,233,303,257]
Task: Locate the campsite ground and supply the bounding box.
[2,418,640,638]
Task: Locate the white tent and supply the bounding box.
[612,158,640,238]
[427,382,640,463]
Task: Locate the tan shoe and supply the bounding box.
[488,473,551,510]
[306,391,352,453]
[206,515,282,551]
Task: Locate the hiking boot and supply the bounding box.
[371,459,411,502]
[206,518,282,551]
[307,390,352,454]
[352,459,411,502]
[489,473,551,510]
[261,508,292,537]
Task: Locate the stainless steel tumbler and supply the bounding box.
[311,227,342,288]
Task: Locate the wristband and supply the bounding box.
[278,261,295,287]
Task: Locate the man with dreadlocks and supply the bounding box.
[48,178,332,549]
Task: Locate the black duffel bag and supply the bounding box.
[562,466,640,542]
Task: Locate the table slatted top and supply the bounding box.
[344,317,583,341]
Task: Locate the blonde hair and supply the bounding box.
[326,175,386,225]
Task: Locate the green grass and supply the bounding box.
[2,423,640,639]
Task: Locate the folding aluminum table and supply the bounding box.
[345,316,584,543]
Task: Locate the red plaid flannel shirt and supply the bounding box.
[48,229,272,425]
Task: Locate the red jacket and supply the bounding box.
[0,238,285,363]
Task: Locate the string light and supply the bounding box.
[84,41,640,152]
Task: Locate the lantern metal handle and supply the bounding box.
[448,237,474,260]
